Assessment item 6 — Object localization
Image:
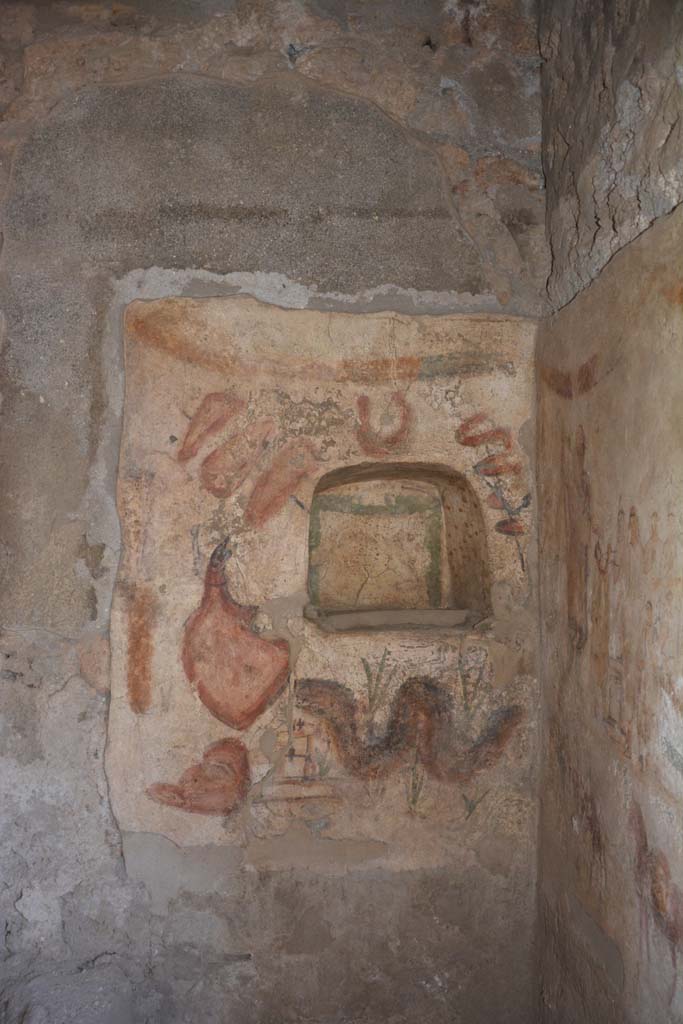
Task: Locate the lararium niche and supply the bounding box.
[306,462,491,631]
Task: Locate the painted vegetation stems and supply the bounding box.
[107,297,537,875]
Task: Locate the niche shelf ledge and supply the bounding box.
[303,606,484,633]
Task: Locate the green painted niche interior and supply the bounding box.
[307,463,491,616]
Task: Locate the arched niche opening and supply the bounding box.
[305,463,491,632]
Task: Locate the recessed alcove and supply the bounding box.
[305,463,491,631]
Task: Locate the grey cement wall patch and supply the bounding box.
[4,75,486,296]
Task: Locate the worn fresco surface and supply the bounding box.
[107,298,537,892]
[0,3,546,1018]
[538,205,683,1023]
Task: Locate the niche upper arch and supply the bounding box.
[305,462,491,631]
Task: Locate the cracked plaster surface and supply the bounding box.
[541,0,683,308]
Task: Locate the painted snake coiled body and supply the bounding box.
[295,677,523,782]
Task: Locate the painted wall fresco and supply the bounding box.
[538,206,683,1023]
[307,468,491,615]
[107,298,537,886]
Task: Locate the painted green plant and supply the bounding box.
[457,645,489,714]
[314,749,332,779]
[462,789,490,820]
[361,648,396,731]
[405,750,426,815]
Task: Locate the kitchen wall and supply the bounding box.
[538,2,683,1019]
[0,2,545,1021]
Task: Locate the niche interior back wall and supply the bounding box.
[0,3,546,1023]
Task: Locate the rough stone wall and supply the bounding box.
[540,0,683,308]
[0,3,545,1022]
[538,204,683,1022]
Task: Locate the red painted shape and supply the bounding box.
[245,439,319,528]
[540,364,573,399]
[147,738,250,815]
[457,413,487,444]
[456,414,512,450]
[200,418,276,498]
[487,492,506,510]
[474,454,521,477]
[577,354,599,395]
[356,392,411,456]
[178,392,246,462]
[182,540,290,730]
[661,282,683,307]
[539,357,601,399]
[631,800,683,1003]
[495,518,525,536]
[126,584,158,713]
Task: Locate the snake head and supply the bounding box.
[209,537,233,568]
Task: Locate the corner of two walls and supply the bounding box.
[537,1,683,1019]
